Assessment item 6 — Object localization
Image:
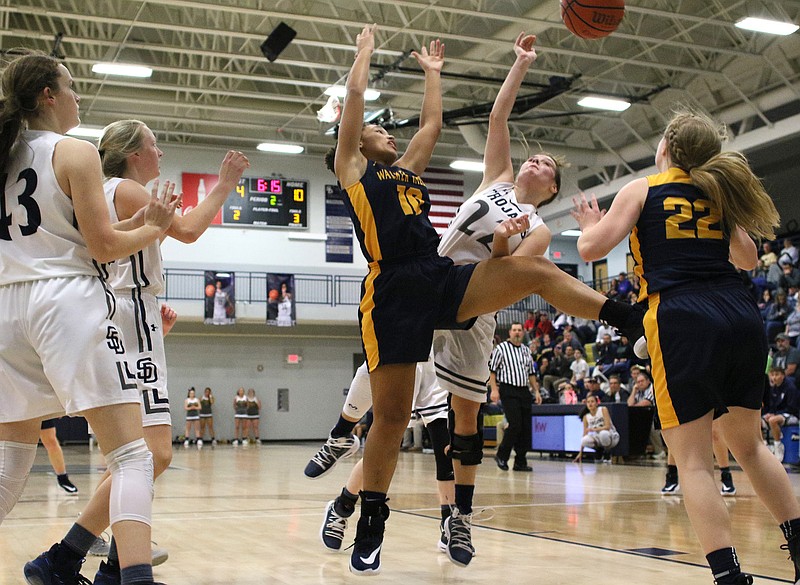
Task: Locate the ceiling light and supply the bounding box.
[577,96,631,112]
[560,230,583,237]
[735,17,799,35]
[92,63,153,78]
[66,126,105,139]
[325,85,381,101]
[257,142,304,154]
[450,160,485,173]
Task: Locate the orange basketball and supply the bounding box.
[268,289,279,301]
[561,0,625,39]
[205,284,216,297]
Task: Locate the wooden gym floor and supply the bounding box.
[2,443,798,584]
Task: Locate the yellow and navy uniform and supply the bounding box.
[634,168,767,429]
[341,161,475,371]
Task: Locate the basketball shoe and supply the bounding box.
[720,471,736,496]
[661,472,679,495]
[438,518,448,552]
[715,574,753,585]
[444,508,475,567]
[56,474,78,495]
[320,500,350,551]
[349,506,389,575]
[304,435,359,479]
[24,543,91,585]
[781,534,800,584]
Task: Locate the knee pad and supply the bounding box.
[106,438,154,526]
[0,441,37,524]
[426,418,454,481]
[450,432,483,466]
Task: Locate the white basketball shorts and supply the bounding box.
[433,314,494,404]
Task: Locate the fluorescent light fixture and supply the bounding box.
[577,96,631,112]
[66,126,105,139]
[560,229,583,237]
[91,63,153,78]
[325,85,381,101]
[256,142,304,154]
[449,160,485,173]
[736,17,799,35]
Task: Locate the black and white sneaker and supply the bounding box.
[24,543,92,585]
[304,435,360,479]
[661,476,680,495]
[444,509,475,568]
[320,500,349,551]
[720,472,736,496]
[57,474,78,495]
[781,534,800,584]
[438,518,448,552]
[349,509,388,575]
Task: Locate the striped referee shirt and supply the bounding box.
[488,341,535,387]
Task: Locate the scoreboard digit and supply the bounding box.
[222,177,308,228]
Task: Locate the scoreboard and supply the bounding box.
[222,177,307,228]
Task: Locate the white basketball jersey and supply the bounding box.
[437,182,543,265]
[0,131,99,285]
[104,178,165,295]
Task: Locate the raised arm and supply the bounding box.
[396,39,445,175]
[572,181,648,261]
[334,24,376,188]
[478,33,538,192]
[56,139,179,263]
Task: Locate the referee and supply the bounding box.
[489,322,542,471]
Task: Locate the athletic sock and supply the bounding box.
[120,563,153,585]
[330,415,358,439]
[440,504,451,522]
[666,464,678,481]
[334,487,359,517]
[706,547,741,584]
[360,490,387,516]
[781,518,800,541]
[455,484,474,515]
[61,523,97,559]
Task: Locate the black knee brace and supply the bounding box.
[450,432,484,466]
[426,418,454,481]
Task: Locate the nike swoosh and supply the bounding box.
[359,546,381,565]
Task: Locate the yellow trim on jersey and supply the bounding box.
[647,167,691,187]
[345,182,383,262]
[646,292,679,429]
[361,267,381,371]
[630,226,648,301]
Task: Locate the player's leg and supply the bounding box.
[40,424,78,494]
[720,406,800,582]
[349,362,415,575]
[456,256,642,340]
[305,362,370,479]
[0,419,41,525]
[712,419,736,496]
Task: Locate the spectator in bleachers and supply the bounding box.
[779,263,800,292]
[763,366,800,462]
[628,371,665,459]
[595,321,620,343]
[541,332,556,351]
[541,344,571,396]
[616,272,633,299]
[592,333,617,377]
[528,337,543,363]
[534,311,555,340]
[572,317,597,346]
[759,288,775,322]
[772,334,800,380]
[630,274,641,299]
[606,277,620,300]
[583,377,609,403]
[603,335,635,381]
[767,290,793,343]
[785,303,800,347]
[761,241,779,268]
[780,238,799,268]
[558,329,584,355]
[523,310,537,337]
[570,348,589,391]
[602,374,630,403]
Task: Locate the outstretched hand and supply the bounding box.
[218,150,250,188]
[494,215,530,240]
[514,32,537,63]
[144,179,182,231]
[356,23,377,55]
[411,39,445,73]
[570,191,604,231]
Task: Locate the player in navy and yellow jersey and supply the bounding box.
[573,111,800,585]
[329,24,645,576]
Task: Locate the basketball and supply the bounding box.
[205,284,215,297]
[561,0,625,39]
[268,289,279,301]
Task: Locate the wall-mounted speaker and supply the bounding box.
[260,22,297,62]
